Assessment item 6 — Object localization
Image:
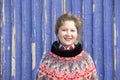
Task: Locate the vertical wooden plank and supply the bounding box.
[15,1,22,79]
[31,0,42,80]
[93,0,104,80]
[51,0,62,42]
[1,0,11,80]
[83,0,93,56]
[114,0,120,79]
[41,0,52,54]
[0,0,2,79]
[12,0,22,80]
[44,0,52,52]
[31,0,36,80]
[65,0,72,12]
[11,0,15,80]
[41,0,45,54]
[21,0,32,80]
[35,0,42,63]
[104,0,114,80]
[35,0,42,71]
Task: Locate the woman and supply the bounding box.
[36,13,98,80]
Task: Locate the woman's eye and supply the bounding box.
[71,30,75,32]
[62,29,66,31]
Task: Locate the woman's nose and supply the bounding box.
[66,30,71,35]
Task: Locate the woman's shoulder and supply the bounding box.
[40,52,52,61]
[76,50,91,58]
[78,50,94,62]
[82,50,92,57]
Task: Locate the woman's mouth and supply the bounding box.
[64,38,72,41]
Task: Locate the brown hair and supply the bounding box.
[55,13,82,35]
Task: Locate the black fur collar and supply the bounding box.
[51,41,83,57]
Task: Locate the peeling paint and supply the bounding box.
[42,0,47,55]
[2,0,5,26]
[11,10,16,78]
[114,18,116,72]
[93,4,95,13]
[32,43,36,70]
[62,0,65,13]
[7,46,11,51]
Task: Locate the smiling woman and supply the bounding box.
[57,20,78,48]
[0,0,119,80]
[36,13,98,80]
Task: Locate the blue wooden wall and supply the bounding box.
[0,0,120,80]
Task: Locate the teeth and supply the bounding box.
[65,38,72,41]
[65,38,72,39]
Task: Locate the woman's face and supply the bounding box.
[57,20,78,47]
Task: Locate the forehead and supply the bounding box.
[62,20,75,26]
[59,21,77,30]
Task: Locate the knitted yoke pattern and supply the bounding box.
[37,41,98,80]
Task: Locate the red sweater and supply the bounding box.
[37,41,98,80]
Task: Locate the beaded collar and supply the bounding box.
[51,41,83,57]
[59,44,75,50]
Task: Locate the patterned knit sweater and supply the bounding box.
[37,41,98,80]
